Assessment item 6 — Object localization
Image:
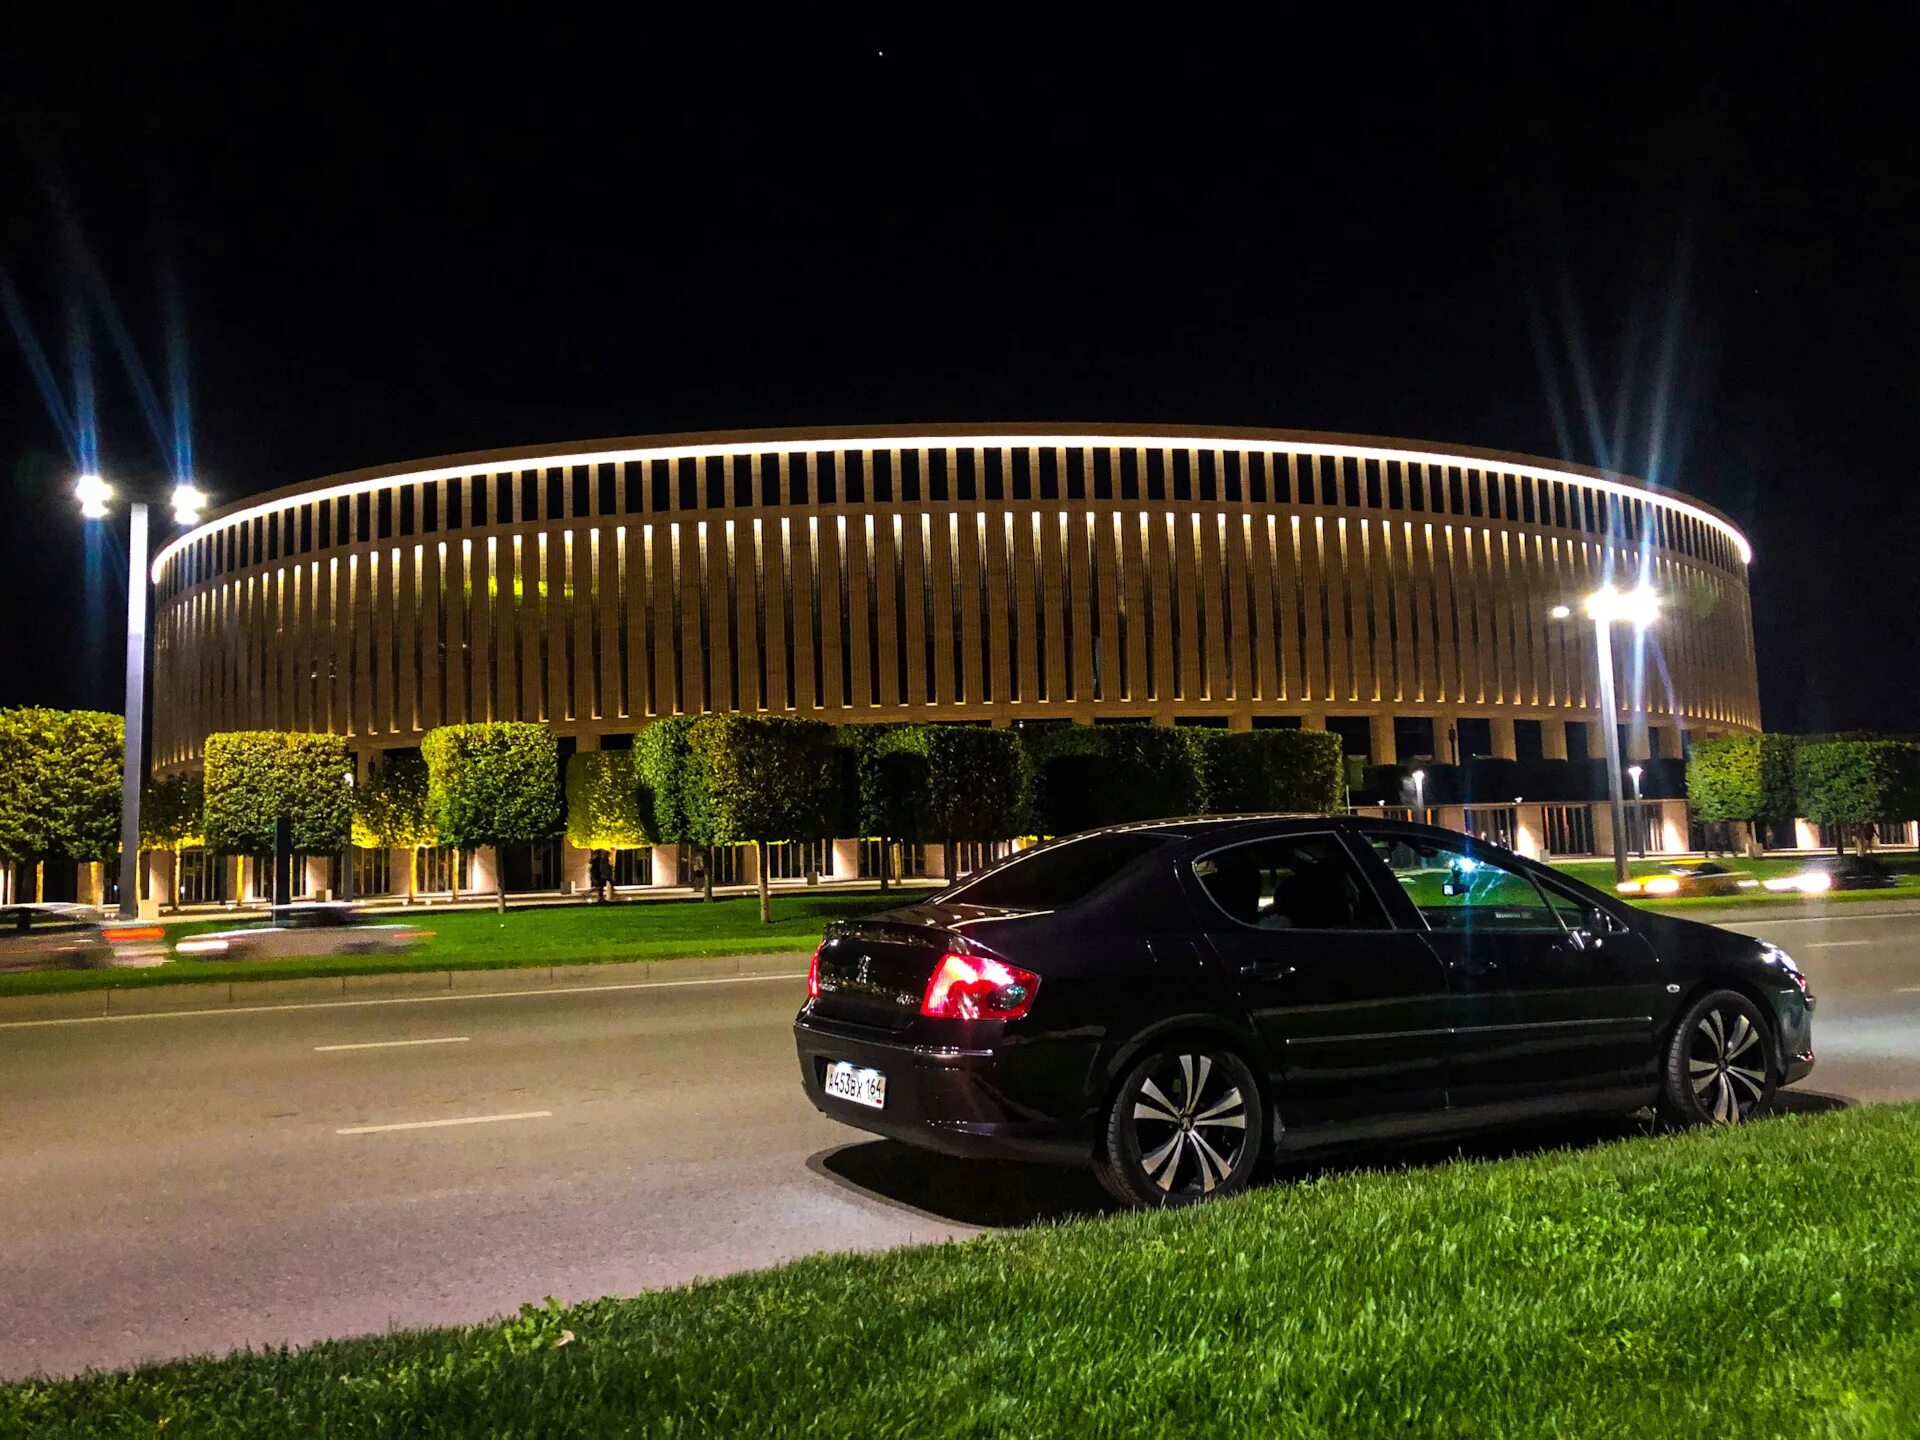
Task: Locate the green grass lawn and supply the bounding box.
[1553,852,1920,910]
[6,1103,1916,1437]
[0,890,936,999]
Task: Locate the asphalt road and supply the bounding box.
[1,905,1914,1380]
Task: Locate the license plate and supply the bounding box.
[824,1060,886,1110]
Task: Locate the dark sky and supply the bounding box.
[3,9,1915,733]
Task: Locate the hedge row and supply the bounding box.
[1687,732,1920,848]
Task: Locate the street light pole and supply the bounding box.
[1590,614,1632,886]
[79,476,202,919]
[115,502,150,919]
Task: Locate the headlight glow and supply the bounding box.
[1642,876,1681,896]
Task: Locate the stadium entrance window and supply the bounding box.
[1325,716,1373,758]
[1455,718,1493,759]
[1514,719,1545,764]
[1393,716,1436,761]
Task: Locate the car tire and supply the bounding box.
[1096,1042,1264,1209]
[1659,989,1777,1128]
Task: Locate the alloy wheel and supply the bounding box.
[1129,1052,1251,1196]
[1688,1006,1768,1123]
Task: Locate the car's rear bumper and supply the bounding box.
[794,1014,1091,1163]
[1783,1049,1815,1086]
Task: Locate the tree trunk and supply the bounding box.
[878,835,890,892]
[405,850,416,905]
[757,839,771,925]
[496,874,506,914]
[702,845,714,902]
[169,847,180,911]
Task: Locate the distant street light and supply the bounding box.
[1627,764,1643,801]
[77,475,206,918]
[1555,584,1660,885]
[1411,768,1426,816]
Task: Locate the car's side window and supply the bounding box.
[1367,838,1565,933]
[1192,835,1389,931]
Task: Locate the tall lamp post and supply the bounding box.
[76,474,205,919]
[1551,583,1660,885]
[1411,768,1427,820]
[1627,764,1645,858]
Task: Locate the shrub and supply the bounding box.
[202,731,352,856]
[0,707,124,864]
[565,751,648,851]
[421,723,561,908]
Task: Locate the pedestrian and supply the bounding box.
[590,849,614,903]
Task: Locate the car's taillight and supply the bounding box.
[807,944,823,1000]
[919,952,1040,1021]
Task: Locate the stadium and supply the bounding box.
[143,423,1759,898]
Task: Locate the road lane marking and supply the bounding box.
[314,1036,470,1052]
[0,971,807,1030]
[336,1110,552,1136]
[1720,910,1920,928]
[1794,940,1879,949]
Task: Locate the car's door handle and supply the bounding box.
[1450,958,1499,976]
[1239,962,1297,979]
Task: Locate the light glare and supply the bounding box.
[1583,583,1660,629]
[75,473,112,512]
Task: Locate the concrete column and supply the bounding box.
[924,842,949,880]
[1489,716,1518,760]
[1794,818,1821,851]
[1437,804,1468,835]
[1656,724,1684,760]
[1513,804,1547,861]
[561,841,590,896]
[576,732,600,752]
[648,844,682,888]
[1300,711,1327,733]
[470,845,499,896]
[1627,722,1653,762]
[1655,800,1690,855]
[77,862,104,907]
[830,838,861,881]
[1542,719,1570,761]
[1591,802,1618,862]
[1368,714,1397,765]
[149,850,177,911]
[305,855,332,899]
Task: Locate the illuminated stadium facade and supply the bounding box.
[148,423,1759,784]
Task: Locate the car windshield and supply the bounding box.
[946,831,1171,909]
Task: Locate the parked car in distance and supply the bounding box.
[1763,853,1901,894]
[0,903,113,972]
[1614,860,1750,898]
[174,903,428,961]
[795,815,1815,1209]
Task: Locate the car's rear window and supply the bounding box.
[947,831,1170,909]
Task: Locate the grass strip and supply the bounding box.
[0,891,935,999]
[6,1103,1918,1437]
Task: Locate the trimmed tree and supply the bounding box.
[140,771,205,910]
[1687,734,1799,855]
[1795,739,1920,854]
[636,717,713,897]
[686,715,836,923]
[354,750,437,901]
[566,750,648,855]
[421,722,561,911]
[1191,729,1344,814]
[923,725,1027,878]
[202,731,353,859]
[0,707,124,869]
[851,725,930,891]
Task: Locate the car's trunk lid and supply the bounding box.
[810,904,1026,1032]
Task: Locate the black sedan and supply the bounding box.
[795,816,1816,1208]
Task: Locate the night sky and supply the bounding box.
[3,10,1915,733]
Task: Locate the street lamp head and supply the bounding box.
[75,473,112,520]
[1548,604,1572,619]
[1627,764,1643,779]
[1411,769,1426,783]
[1583,582,1660,629]
[170,483,207,526]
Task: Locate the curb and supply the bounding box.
[0,952,811,1021]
